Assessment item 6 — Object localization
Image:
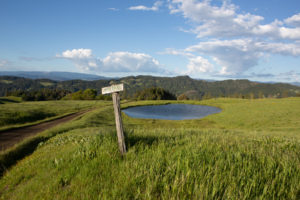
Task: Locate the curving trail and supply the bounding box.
[0,109,91,151]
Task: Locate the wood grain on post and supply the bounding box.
[112,92,126,155]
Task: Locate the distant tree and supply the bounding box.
[83,89,97,100]
[258,91,264,99]
[281,91,289,98]
[96,94,112,101]
[203,92,212,100]
[71,90,84,100]
[134,87,176,100]
[249,93,255,99]
[177,94,189,100]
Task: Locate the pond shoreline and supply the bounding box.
[122,103,221,120]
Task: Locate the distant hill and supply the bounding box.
[1,75,300,99]
[291,82,300,87]
[0,71,110,81]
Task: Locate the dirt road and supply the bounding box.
[0,110,91,151]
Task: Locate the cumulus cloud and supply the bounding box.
[165,0,300,76]
[285,13,300,27]
[186,39,262,75]
[57,49,167,74]
[57,48,92,59]
[169,0,300,40]
[160,48,214,75]
[186,56,214,74]
[129,1,163,11]
[186,39,300,75]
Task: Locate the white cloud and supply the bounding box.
[0,59,12,70]
[255,42,300,56]
[185,39,300,75]
[186,56,213,74]
[102,52,163,72]
[57,49,167,74]
[169,0,300,40]
[278,71,300,82]
[0,60,9,67]
[186,39,262,75]
[170,0,237,22]
[165,0,300,76]
[159,48,194,58]
[108,8,119,11]
[57,48,92,59]
[285,13,300,27]
[186,38,300,75]
[129,1,163,11]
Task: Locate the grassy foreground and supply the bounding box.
[0,98,300,199]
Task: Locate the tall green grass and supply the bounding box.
[0,98,299,199]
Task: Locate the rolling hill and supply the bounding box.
[0,75,300,99]
[0,71,110,81]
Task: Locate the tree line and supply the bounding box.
[6,89,112,101]
[1,75,300,99]
[6,89,70,101]
[6,87,300,102]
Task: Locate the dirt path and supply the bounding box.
[0,109,91,151]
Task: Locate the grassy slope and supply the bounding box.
[0,96,22,104]
[0,100,103,131]
[0,98,299,199]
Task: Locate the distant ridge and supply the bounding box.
[291,82,300,87]
[0,71,110,81]
[1,75,299,99]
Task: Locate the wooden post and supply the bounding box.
[112,92,126,155]
[102,84,126,155]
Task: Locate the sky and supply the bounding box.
[0,0,300,82]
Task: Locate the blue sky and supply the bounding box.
[0,0,300,82]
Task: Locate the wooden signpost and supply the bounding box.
[102,84,126,155]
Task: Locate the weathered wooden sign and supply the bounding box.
[102,84,124,95]
[102,84,126,155]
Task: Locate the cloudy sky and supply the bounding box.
[1,0,300,82]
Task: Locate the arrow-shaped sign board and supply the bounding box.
[102,84,124,95]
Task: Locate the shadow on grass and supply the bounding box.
[124,130,178,149]
[0,98,20,104]
[126,135,159,147]
[0,136,47,177]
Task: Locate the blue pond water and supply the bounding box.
[122,104,221,120]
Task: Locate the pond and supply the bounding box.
[122,104,221,120]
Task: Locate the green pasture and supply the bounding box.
[0,98,299,199]
[0,100,106,131]
[0,96,22,104]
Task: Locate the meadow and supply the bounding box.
[0,98,105,131]
[0,98,299,199]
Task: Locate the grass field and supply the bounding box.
[0,96,22,104]
[0,100,105,131]
[0,98,299,199]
